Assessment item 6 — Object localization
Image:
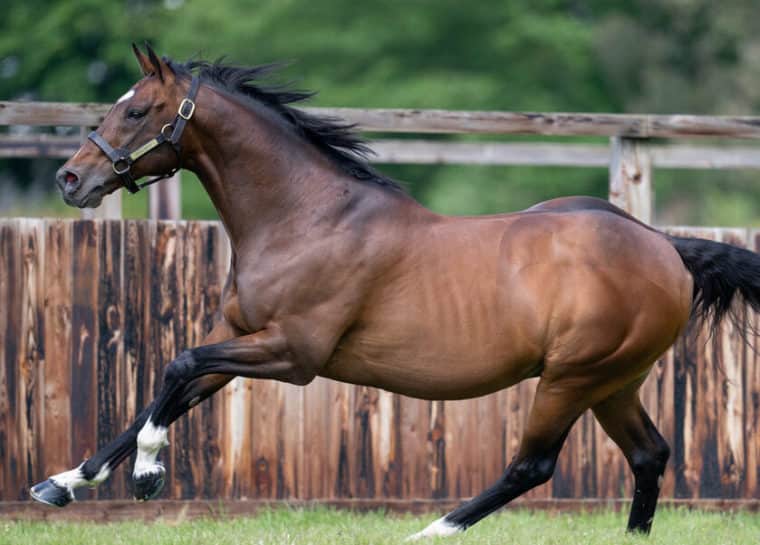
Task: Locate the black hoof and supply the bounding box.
[133,465,166,501]
[30,479,74,508]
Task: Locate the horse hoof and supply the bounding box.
[133,465,166,501]
[30,479,74,508]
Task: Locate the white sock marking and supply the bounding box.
[134,417,169,477]
[116,88,135,104]
[50,462,110,490]
[406,517,462,541]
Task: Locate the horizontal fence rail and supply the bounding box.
[0,218,758,504]
[5,101,760,138]
[6,133,760,170]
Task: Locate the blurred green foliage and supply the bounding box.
[1,0,759,225]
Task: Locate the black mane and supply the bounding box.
[167,58,402,191]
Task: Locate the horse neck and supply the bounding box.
[182,86,374,249]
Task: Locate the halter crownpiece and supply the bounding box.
[88,76,200,194]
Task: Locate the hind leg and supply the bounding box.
[407,377,589,540]
[593,387,670,534]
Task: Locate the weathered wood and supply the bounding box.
[151,222,184,496]
[746,229,760,499]
[0,220,22,499]
[0,102,109,126]
[41,221,73,480]
[8,133,760,171]
[1,220,758,504]
[714,230,747,497]
[0,133,79,158]
[95,221,124,499]
[17,220,46,496]
[70,220,100,501]
[7,101,760,138]
[609,137,652,222]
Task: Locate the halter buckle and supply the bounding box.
[113,158,131,175]
[178,98,196,120]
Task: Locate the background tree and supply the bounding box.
[1,0,758,225]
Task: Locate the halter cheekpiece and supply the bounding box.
[88,76,200,194]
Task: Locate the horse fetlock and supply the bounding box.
[136,419,169,453]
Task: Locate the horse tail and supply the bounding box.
[668,235,760,338]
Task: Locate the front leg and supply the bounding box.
[132,325,314,500]
[31,320,239,506]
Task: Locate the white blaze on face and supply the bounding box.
[116,88,135,104]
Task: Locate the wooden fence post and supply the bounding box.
[79,127,122,220]
[148,172,181,220]
[609,137,652,222]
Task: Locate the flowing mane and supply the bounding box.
[167,58,403,191]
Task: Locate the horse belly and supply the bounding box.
[323,308,542,400]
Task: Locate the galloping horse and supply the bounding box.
[31,44,760,538]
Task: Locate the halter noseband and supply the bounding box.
[88,76,200,194]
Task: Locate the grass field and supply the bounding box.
[2,507,758,545]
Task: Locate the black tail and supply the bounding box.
[669,236,760,337]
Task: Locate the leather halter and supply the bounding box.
[88,76,200,194]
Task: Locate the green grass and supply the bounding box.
[2,507,758,545]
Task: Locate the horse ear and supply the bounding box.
[132,43,154,77]
[144,41,169,83]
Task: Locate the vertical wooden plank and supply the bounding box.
[351,386,378,498]
[17,219,45,494]
[202,222,229,499]
[399,396,431,499]
[94,220,124,499]
[122,219,153,496]
[0,220,23,500]
[745,229,760,498]
[42,220,73,481]
[428,399,447,499]
[443,398,468,499]
[173,221,202,499]
[332,381,354,498]
[151,221,184,498]
[609,137,652,222]
[475,393,502,495]
[668,227,720,498]
[714,229,748,497]
[250,379,279,499]
[70,219,100,500]
[279,383,304,498]
[302,378,332,498]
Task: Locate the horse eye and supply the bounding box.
[126,109,146,120]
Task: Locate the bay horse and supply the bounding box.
[31,44,760,538]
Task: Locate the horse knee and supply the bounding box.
[163,350,195,384]
[504,454,556,490]
[630,442,670,483]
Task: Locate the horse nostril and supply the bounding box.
[56,168,81,193]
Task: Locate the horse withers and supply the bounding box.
[31,44,760,538]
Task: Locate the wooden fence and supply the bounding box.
[0,218,758,504]
[1,101,760,509]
